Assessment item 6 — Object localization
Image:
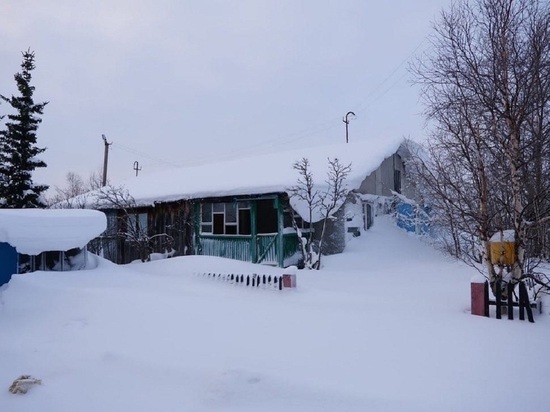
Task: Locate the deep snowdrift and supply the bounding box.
[0,216,548,412]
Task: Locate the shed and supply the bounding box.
[0,209,107,286]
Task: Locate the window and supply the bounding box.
[201,201,251,235]
[283,209,310,230]
[201,203,213,233]
[42,251,62,271]
[394,170,402,194]
[128,213,148,236]
[19,248,87,273]
[18,254,34,273]
[105,211,118,235]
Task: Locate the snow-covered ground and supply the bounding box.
[1,216,548,412]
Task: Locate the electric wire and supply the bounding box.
[108,37,430,174]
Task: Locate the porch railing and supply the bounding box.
[198,232,301,266]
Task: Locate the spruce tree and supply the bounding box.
[0,49,49,208]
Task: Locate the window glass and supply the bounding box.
[128,213,147,236]
[225,202,237,223]
[213,214,224,234]
[18,254,34,273]
[44,251,62,271]
[394,170,402,193]
[238,209,251,235]
[225,225,237,235]
[35,253,44,271]
[213,203,224,213]
[201,224,212,234]
[105,211,118,234]
[201,203,212,222]
[283,211,293,228]
[138,213,148,234]
[65,248,86,271]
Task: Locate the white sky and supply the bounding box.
[0,0,450,194]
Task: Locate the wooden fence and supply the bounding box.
[485,281,540,323]
[195,272,284,290]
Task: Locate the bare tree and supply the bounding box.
[93,185,173,262]
[49,171,90,208]
[288,157,351,270]
[411,0,550,295]
[287,158,319,269]
[88,169,106,191]
[315,158,352,269]
[49,169,107,208]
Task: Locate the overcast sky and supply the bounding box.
[1,0,450,194]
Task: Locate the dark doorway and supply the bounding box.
[256,199,277,234]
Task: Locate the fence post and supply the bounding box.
[471,277,489,317]
[518,281,534,323]
[495,280,502,319]
[281,266,297,289]
[507,282,514,320]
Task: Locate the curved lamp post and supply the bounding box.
[343,111,356,143]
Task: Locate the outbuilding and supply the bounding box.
[0,209,107,286]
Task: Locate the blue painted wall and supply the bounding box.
[0,242,17,286]
[395,202,431,236]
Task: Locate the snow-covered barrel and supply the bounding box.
[489,230,516,266]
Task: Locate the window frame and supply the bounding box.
[200,201,251,236]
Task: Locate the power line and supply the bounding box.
[107,38,430,173]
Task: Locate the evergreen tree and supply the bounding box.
[0,49,49,208]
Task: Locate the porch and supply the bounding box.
[194,194,302,267]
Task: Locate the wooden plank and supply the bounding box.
[495,281,502,319]
[519,282,534,323]
[507,282,514,320]
[276,196,284,268]
[250,201,258,263]
[484,281,489,317]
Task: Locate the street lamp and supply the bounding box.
[343,111,356,143]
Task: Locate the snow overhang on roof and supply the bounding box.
[128,138,402,197]
[68,137,406,223]
[0,209,107,255]
[489,230,515,242]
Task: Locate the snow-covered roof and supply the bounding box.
[112,137,404,205]
[490,230,515,242]
[0,209,107,255]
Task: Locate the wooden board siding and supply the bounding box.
[149,201,194,257]
[200,235,252,262]
[93,201,194,264]
[197,232,301,266]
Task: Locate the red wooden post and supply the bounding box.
[282,266,297,288]
[471,278,489,317]
[282,274,296,288]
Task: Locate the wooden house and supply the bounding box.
[85,139,412,266]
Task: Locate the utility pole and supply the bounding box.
[101,134,112,186]
[343,111,356,143]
